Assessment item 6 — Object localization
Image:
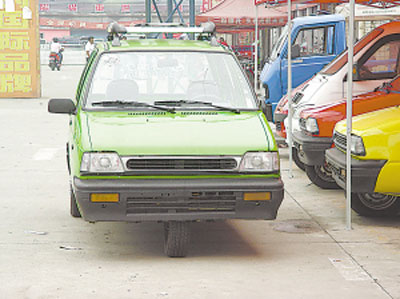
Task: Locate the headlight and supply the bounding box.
[351,135,366,156]
[239,152,279,172]
[80,152,124,173]
[305,117,319,134]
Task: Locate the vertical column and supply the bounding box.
[145,0,151,23]
[287,0,293,178]
[167,0,173,23]
[254,5,258,92]
[189,0,195,39]
[346,0,355,231]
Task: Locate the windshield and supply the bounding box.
[86,51,256,110]
[320,27,384,75]
[270,24,288,61]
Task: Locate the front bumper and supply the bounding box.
[292,131,332,166]
[73,177,284,222]
[325,147,386,193]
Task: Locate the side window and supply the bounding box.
[293,26,334,57]
[75,49,98,103]
[359,39,400,80]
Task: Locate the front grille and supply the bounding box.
[292,92,304,104]
[126,158,238,171]
[126,191,238,214]
[334,132,347,151]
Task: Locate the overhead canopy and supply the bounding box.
[256,0,400,8]
[196,0,317,30]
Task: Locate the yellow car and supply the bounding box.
[325,106,400,216]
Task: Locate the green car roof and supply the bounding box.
[98,39,228,53]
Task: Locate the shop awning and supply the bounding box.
[196,0,317,30]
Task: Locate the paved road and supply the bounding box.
[0,66,399,299]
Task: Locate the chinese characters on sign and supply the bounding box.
[0,0,40,97]
[68,3,77,12]
[94,4,104,13]
[39,4,49,12]
[121,4,130,13]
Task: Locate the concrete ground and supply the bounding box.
[0,66,399,299]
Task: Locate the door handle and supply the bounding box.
[292,59,303,63]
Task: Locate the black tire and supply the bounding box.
[292,147,305,171]
[305,164,340,189]
[351,192,400,217]
[164,221,190,257]
[70,185,81,218]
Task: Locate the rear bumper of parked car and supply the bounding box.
[73,176,284,222]
[292,131,332,166]
[325,147,386,193]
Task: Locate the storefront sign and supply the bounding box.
[0,0,40,98]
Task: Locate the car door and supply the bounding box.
[281,25,336,95]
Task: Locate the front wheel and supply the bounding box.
[164,221,190,257]
[305,164,339,189]
[292,147,305,171]
[352,192,400,217]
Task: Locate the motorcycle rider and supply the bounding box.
[50,37,63,68]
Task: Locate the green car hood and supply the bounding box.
[82,111,273,155]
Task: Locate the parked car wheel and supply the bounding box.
[352,192,400,216]
[164,221,190,257]
[292,147,305,171]
[305,164,339,189]
[70,185,81,218]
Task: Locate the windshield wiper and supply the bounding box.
[154,100,240,114]
[91,100,176,113]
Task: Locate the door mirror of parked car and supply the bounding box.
[48,98,76,114]
[291,44,301,59]
[353,63,360,81]
[258,97,273,122]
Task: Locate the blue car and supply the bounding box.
[260,14,346,120]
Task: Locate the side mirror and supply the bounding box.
[258,98,273,122]
[353,63,360,81]
[48,98,76,114]
[291,44,300,59]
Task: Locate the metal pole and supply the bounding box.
[189,0,195,39]
[145,0,151,23]
[167,0,173,23]
[287,0,293,178]
[254,5,259,92]
[346,0,355,231]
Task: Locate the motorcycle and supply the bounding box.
[49,48,63,71]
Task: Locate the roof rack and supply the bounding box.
[107,21,216,35]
